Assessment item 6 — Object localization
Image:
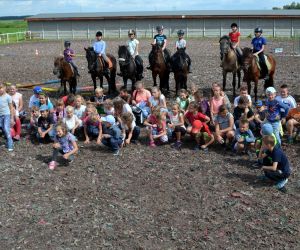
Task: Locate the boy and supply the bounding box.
[233,96,255,130]
[228,23,243,64]
[276,84,296,111]
[193,120,214,152]
[63,41,80,76]
[28,86,43,109]
[286,103,300,143]
[233,86,252,107]
[119,86,131,104]
[101,115,123,155]
[89,87,107,115]
[254,100,267,131]
[37,104,56,142]
[259,135,291,192]
[234,119,256,154]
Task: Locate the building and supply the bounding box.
[26,10,300,39]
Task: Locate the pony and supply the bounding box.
[219,35,241,98]
[118,45,143,92]
[242,47,276,101]
[84,47,117,95]
[148,44,170,95]
[53,56,77,95]
[171,48,189,96]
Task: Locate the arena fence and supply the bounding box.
[0,31,33,44]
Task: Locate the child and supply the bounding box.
[83,105,102,144]
[214,105,235,146]
[254,100,267,132]
[10,102,21,141]
[193,120,214,151]
[74,95,86,120]
[234,119,256,154]
[61,93,75,107]
[120,112,140,145]
[264,87,289,145]
[275,84,296,111]
[286,103,300,143]
[233,86,252,107]
[63,40,80,76]
[119,86,131,104]
[29,106,40,136]
[101,115,123,155]
[29,86,43,110]
[7,83,24,119]
[36,93,54,112]
[233,96,255,130]
[193,89,210,117]
[144,107,168,147]
[90,87,107,114]
[37,104,56,142]
[260,135,291,192]
[53,99,65,123]
[173,29,191,72]
[63,106,82,134]
[0,83,14,151]
[185,101,210,134]
[210,83,231,111]
[168,103,186,149]
[48,124,78,170]
[210,84,225,124]
[188,83,198,102]
[176,89,189,112]
[228,23,243,64]
[149,86,167,111]
[103,99,115,116]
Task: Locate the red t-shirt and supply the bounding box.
[229,31,240,43]
[185,111,207,124]
[200,123,212,136]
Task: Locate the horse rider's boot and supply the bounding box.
[117,72,123,77]
[75,69,80,77]
[188,65,192,73]
[105,67,111,77]
[146,65,151,70]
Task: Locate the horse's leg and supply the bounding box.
[232,71,236,98]
[152,71,157,87]
[166,73,170,92]
[223,70,227,91]
[100,76,104,91]
[237,69,241,89]
[132,78,136,93]
[63,80,67,95]
[73,78,77,94]
[247,80,251,97]
[92,74,97,90]
[254,79,258,102]
[123,77,127,89]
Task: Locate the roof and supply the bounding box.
[26,10,300,21]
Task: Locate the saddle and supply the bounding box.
[254,55,272,72]
[98,56,113,69]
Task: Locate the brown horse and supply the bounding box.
[53,56,77,95]
[84,47,117,94]
[219,35,241,98]
[242,47,276,101]
[149,44,170,94]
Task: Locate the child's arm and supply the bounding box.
[176,113,185,127]
[63,140,78,159]
[125,127,133,144]
[202,134,215,148]
[245,130,256,143]
[44,124,53,136]
[221,115,235,133]
[84,125,90,143]
[18,96,24,112]
[254,113,263,123]
[262,162,278,171]
[143,117,153,127]
[96,120,102,144]
[9,103,14,125]
[184,115,191,127]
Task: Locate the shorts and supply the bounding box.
[196,132,212,143]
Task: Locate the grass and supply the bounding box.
[0,20,27,34]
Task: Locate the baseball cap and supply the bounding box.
[255,100,263,107]
[191,120,203,134]
[33,86,43,94]
[265,87,276,95]
[39,104,49,111]
[261,123,273,136]
[101,115,115,125]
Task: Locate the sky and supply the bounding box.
[0,0,296,16]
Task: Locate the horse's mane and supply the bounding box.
[243,47,253,57]
[118,45,129,56]
[219,35,230,42]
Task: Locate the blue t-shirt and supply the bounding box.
[251,36,267,53]
[93,40,106,54]
[265,99,288,122]
[54,132,76,153]
[0,93,12,116]
[154,34,167,47]
[265,145,291,175]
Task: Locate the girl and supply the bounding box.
[176,89,189,112]
[168,103,186,149]
[188,83,198,102]
[120,112,140,145]
[74,95,86,120]
[83,104,102,144]
[90,87,107,114]
[214,105,235,146]
[210,84,225,124]
[48,124,78,170]
[103,99,115,116]
[63,106,82,134]
[193,89,210,117]
[10,101,22,141]
[37,92,54,112]
[29,106,40,135]
[149,86,167,111]
[53,99,65,123]
[144,107,168,147]
[113,97,133,119]
[7,83,24,119]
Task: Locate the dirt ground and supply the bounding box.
[0,39,299,249]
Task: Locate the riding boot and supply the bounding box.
[117,72,123,77]
[105,68,111,78]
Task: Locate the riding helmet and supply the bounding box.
[96,31,103,37]
[254,27,263,33]
[128,29,136,35]
[156,25,164,31]
[64,41,71,47]
[177,29,184,35]
[231,23,238,28]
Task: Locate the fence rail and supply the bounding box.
[0,31,33,44]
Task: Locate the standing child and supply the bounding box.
[10,102,21,141]
[83,105,102,144]
[63,41,80,76]
[234,119,256,154]
[90,87,107,114]
[149,86,167,111]
[168,103,186,149]
[276,84,296,111]
[48,124,78,170]
[37,105,56,142]
[176,89,190,112]
[0,83,14,151]
[254,100,267,132]
[7,83,24,119]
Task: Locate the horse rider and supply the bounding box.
[93,31,112,76]
[63,41,80,76]
[251,27,268,80]
[228,23,243,65]
[172,29,192,73]
[147,25,172,71]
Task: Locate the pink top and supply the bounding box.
[211,96,224,115]
[132,89,151,104]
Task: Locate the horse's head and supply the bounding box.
[219,35,231,55]
[53,56,64,76]
[151,43,162,53]
[118,45,130,65]
[84,47,97,72]
[241,47,254,71]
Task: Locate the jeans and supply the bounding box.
[264,170,290,181]
[264,120,281,145]
[102,137,123,151]
[36,128,56,141]
[87,126,99,137]
[0,115,13,149]
[52,147,74,162]
[126,126,140,142]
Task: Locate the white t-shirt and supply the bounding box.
[149,94,166,108]
[11,92,22,116]
[122,120,136,131]
[63,115,82,131]
[168,112,185,128]
[29,95,40,109]
[276,95,296,110]
[127,39,139,56]
[74,105,86,119]
[176,39,187,49]
[234,95,252,107]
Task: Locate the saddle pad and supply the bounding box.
[255,55,272,72]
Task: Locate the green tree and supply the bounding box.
[273,1,300,9]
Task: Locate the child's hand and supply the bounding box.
[53,142,60,149]
[152,124,157,128]
[71,128,75,134]
[125,138,130,145]
[40,132,46,138]
[238,138,244,143]
[96,138,101,144]
[63,153,70,160]
[84,138,90,144]
[168,123,174,129]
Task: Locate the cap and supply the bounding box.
[101,115,115,125]
[33,86,43,94]
[265,87,276,95]
[191,120,203,134]
[255,100,263,107]
[261,123,273,136]
[39,104,49,111]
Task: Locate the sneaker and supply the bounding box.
[113,150,120,156]
[287,136,293,144]
[8,148,14,152]
[275,179,288,190]
[172,141,182,150]
[146,66,151,70]
[149,141,156,147]
[48,161,57,170]
[201,146,209,153]
[193,145,200,151]
[252,162,262,169]
[258,175,269,181]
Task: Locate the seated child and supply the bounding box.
[176,89,189,112]
[233,86,252,107]
[149,86,167,111]
[119,86,132,104]
[28,106,40,135]
[61,94,75,107]
[168,103,186,149]
[185,101,210,134]
[37,104,56,142]
[193,120,214,151]
[10,101,21,141]
[63,106,82,135]
[90,87,107,114]
[101,115,123,155]
[233,96,255,130]
[120,112,140,145]
[29,86,43,110]
[193,89,210,118]
[210,82,231,112]
[48,124,78,170]
[103,99,115,116]
[53,99,65,123]
[286,103,300,143]
[275,84,296,111]
[74,95,86,120]
[234,119,255,154]
[83,105,102,144]
[144,107,168,147]
[35,92,54,112]
[214,104,235,146]
[254,100,267,132]
[188,83,198,102]
[259,135,291,192]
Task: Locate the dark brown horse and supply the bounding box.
[219,35,241,98]
[53,56,77,95]
[149,44,170,94]
[242,47,276,101]
[84,47,117,94]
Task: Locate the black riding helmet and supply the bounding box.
[156,25,164,31]
[177,29,184,35]
[231,23,238,28]
[96,31,103,37]
[255,27,263,33]
[64,41,71,47]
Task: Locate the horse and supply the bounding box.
[53,56,77,95]
[148,44,170,94]
[171,48,189,96]
[84,47,117,95]
[219,35,241,99]
[241,47,276,101]
[118,45,143,92]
